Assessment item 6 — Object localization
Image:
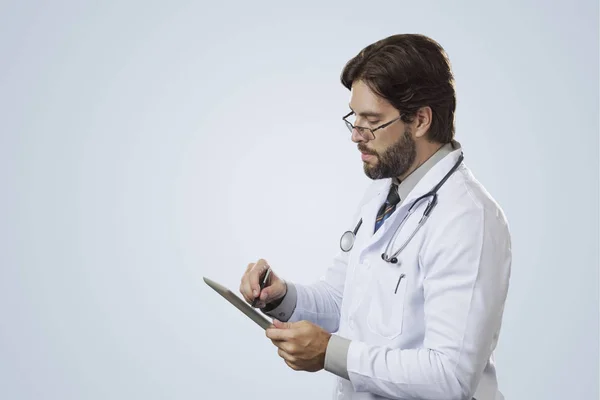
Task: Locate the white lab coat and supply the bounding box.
[287,147,511,400]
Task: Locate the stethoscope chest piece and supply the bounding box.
[340,230,355,252]
[340,218,362,252]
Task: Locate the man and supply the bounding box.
[239,34,511,400]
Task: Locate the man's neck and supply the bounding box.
[397,141,445,182]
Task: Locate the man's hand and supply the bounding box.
[265,319,331,372]
[239,259,286,309]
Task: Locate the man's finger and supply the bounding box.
[250,260,269,297]
[238,262,257,303]
[260,287,270,301]
[277,348,297,364]
[280,341,297,355]
[242,275,254,303]
[269,338,294,353]
[284,359,301,371]
[273,319,292,329]
[266,327,292,341]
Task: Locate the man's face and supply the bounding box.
[348,80,416,180]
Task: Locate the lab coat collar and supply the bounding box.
[392,140,463,211]
[393,141,456,206]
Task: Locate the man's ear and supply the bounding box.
[413,106,432,139]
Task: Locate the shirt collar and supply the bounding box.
[392,141,459,203]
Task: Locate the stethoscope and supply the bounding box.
[339,152,464,264]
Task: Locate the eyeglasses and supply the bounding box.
[342,111,402,140]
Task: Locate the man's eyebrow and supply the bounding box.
[348,106,384,118]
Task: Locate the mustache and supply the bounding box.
[357,145,377,156]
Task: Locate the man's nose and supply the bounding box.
[351,128,366,143]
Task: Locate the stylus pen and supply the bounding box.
[251,267,271,308]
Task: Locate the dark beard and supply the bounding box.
[360,129,416,180]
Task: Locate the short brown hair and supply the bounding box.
[341,34,456,144]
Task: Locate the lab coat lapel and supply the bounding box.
[357,180,390,241]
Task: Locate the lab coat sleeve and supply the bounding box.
[285,248,350,333]
[345,202,511,400]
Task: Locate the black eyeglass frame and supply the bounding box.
[342,111,403,140]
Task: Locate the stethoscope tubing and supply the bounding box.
[340,152,464,262]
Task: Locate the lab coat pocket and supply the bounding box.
[367,271,408,340]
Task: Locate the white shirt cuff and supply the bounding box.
[260,282,297,322]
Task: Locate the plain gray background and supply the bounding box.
[1,1,598,399]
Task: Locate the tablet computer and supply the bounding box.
[203,276,272,330]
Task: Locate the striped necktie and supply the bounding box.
[374,183,400,233]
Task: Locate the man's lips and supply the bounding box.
[361,152,375,161]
